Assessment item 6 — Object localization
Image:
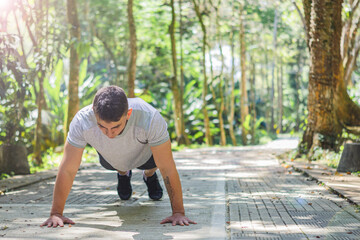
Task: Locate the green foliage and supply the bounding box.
[1,0,359,175]
[28,148,62,174]
[0,172,14,180]
[28,145,98,174]
[242,115,252,131]
[41,58,102,149]
[0,33,34,145]
[310,146,342,168]
[42,59,67,147]
[348,81,360,105]
[341,129,360,143]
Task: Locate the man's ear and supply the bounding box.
[127,108,133,120]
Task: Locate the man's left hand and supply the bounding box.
[160,213,197,226]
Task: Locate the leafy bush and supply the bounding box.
[0,33,34,146]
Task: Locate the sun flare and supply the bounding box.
[0,0,11,10]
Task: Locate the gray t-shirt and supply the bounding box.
[67,98,170,171]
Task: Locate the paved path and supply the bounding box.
[1,138,360,239]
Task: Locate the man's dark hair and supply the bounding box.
[93,86,128,122]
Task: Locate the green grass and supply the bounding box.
[0,172,14,180]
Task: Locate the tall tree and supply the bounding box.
[264,50,271,132]
[169,0,189,145]
[33,0,47,165]
[295,0,360,86]
[277,58,283,133]
[192,0,213,145]
[228,3,237,145]
[250,59,256,144]
[341,0,360,86]
[239,2,249,145]
[65,0,81,138]
[300,0,360,153]
[127,0,137,97]
[270,7,279,133]
[178,0,190,145]
[209,0,226,146]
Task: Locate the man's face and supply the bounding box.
[95,108,132,139]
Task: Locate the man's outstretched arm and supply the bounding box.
[41,141,84,227]
[151,140,196,226]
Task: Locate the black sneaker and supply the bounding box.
[143,172,163,200]
[117,171,132,200]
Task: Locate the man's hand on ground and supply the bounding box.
[40,214,75,228]
[160,213,197,226]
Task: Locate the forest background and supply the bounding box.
[0,0,360,176]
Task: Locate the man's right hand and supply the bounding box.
[40,214,75,228]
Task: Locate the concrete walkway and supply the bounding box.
[0,138,360,239]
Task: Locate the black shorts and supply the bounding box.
[98,152,157,171]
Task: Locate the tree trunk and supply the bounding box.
[65,0,80,139]
[239,4,249,145]
[34,75,45,165]
[169,0,189,145]
[216,4,226,146]
[250,60,256,145]
[341,1,360,86]
[300,0,360,154]
[277,58,283,133]
[178,0,190,145]
[301,0,360,88]
[127,0,137,97]
[33,0,45,165]
[294,39,303,132]
[228,17,237,145]
[209,0,226,146]
[270,8,279,133]
[192,0,213,145]
[264,51,271,132]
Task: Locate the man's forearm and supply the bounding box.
[50,169,77,215]
[162,169,185,214]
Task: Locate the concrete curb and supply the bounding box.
[0,163,97,193]
[280,158,360,207]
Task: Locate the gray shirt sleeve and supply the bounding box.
[67,114,87,148]
[147,111,170,147]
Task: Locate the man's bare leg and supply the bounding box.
[117,170,129,175]
[144,167,158,178]
[117,168,157,177]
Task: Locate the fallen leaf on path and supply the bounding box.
[281,164,291,169]
[321,172,332,176]
[334,171,343,176]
